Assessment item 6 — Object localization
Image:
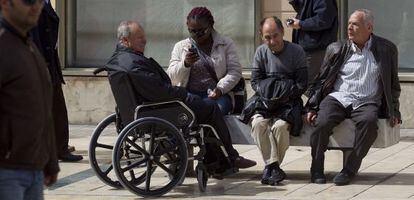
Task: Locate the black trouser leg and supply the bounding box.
[52,84,69,156]
[306,49,326,86]
[346,104,379,174]
[310,96,347,173]
[185,95,239,161]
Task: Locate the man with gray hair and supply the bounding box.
[105,21,256,177]
[305,9,401,185]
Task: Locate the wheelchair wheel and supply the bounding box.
[89,113,122,188]
[113,117,188,197]
[196,164,208,192]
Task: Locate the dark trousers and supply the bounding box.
[184,94,239,163]
[52,84,70,156]
[310,95,379,174]
[306,49,326,86]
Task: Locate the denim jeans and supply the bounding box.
[0,168,44,200]
[189,91,233,115]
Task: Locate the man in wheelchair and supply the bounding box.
[105,21,256,176]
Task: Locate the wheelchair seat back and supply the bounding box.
[107,69,194,129]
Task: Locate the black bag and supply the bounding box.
[231,78,246,114]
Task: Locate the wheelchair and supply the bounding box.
[89,68,234,197]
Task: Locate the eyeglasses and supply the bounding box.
[22,0,43,6]
[188,27,210,38]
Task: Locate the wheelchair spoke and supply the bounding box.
[125,138,149,157]
[148,125,155,155]
[103,164,113,175]
[96,143,113,150]
[121,159,147,173]
[152,159,174,175]
[153,145,176,157]
[145,160,153,192]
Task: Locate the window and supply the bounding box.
[349,0,414,70]
[65,0,256,68]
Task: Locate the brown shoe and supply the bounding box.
[233,156,256,169]
[68,145,76,153]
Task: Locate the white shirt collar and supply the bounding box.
[351,36,372,53]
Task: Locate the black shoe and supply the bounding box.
[311,172,326,184]
[268,167,286,185]
[59,152,83,162]
[233,156,256,169]
[68,145,76,153]
[261,165,272,185]
[333,171,354,186]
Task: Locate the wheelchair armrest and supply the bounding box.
[134,100,196,128]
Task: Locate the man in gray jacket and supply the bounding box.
[0,0,59,199]
[305,9,401,186]
[251,16,307,186]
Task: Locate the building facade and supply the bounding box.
[53,0,414,127]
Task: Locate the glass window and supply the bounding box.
[349,0,414,70]
[66,0,256,68]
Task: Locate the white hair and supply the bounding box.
[117,20,133,40]
[354,9,374,26]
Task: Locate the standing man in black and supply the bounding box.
[287,0,338,85]
[31,0,83,162]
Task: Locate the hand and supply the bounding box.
[305,111,317,126]
[184,51,199,67]
[389,116,401,127]
[44,173,58,187]
[287,18,301,29]
[208,88,222,100]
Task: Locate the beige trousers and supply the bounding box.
[251,114,290,165]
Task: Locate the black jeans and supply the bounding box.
[310,95,379,174]
[52,84,70,156]
[184,94,239,164]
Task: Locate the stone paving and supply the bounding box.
[44,126,414,200]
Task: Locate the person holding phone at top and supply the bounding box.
[168,7,242,115]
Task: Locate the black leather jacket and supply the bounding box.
[305,35,401,119]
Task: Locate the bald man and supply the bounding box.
[250,16,307,185]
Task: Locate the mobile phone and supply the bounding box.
[189,44,198,55]
[286,19,294,25]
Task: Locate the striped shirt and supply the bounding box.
[329,37,382,109]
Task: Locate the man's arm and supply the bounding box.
[390,44,401,126]
[251,48,266,92]
[128,64,188,102]
[298,0,338,31]
[291,47,308,99]
[288,0,304,13]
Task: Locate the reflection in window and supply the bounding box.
[66,0,256,68]
[349,0,414,69]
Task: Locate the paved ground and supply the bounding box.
[44,126,414,200]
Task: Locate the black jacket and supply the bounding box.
[305,35,401,119]
[0,20,59,175]
[105,45,188,124]
[289,0,338,51]
[30,2,64,84]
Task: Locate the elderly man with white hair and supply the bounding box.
[305,9,401,186]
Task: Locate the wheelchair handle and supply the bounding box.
[93,67,106,75]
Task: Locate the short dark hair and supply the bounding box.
[259,16,284,34]
[187,7,215,26]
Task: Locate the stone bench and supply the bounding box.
[224,115,400,165]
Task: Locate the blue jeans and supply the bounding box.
[0,168,44,200]
[189,91,233,115]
